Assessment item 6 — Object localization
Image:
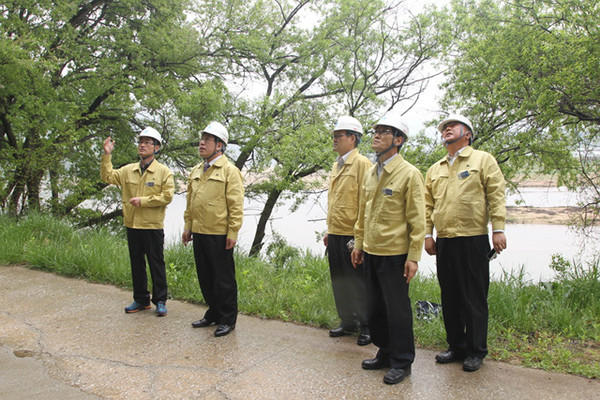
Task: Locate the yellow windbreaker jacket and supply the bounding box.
[327,149,372,236]
[354,154,426,261]
[100,155,174,229]
[183,155,244,240]
[424,146,506,238]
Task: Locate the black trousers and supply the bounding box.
[327,234,368,328]
[436,235,490,358]
[126,228,168,305]
[192,234,238,325]
[364,253,415,369]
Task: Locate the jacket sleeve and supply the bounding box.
[405,170,426,262]
[225,167,245,241]
[483,154,506,231]
[424,167,435,236]
[100,154,123,186]
[353,172,368,251]
[140,167,174,208]
[183,167,197,232]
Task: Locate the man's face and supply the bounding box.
[332,130,355,155]
[441,121,471,144]
[371,125,401,153]
[199,133,221,159]
[138,137,159,158]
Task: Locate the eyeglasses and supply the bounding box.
[331,133,350,139]
[200,135,215,143]
[138,139,156,146]
[372,128,394,136]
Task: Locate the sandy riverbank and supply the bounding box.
[506,206,582,225]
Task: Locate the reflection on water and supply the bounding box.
[164,189,598,282]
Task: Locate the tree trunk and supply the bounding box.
[26,166,42,212]
[79,208,123,227]
[49,168,60,215]
[249,188,282,257]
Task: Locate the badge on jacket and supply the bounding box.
[458,170,470,179]
[146,182,155,187]
[382,188,393,196]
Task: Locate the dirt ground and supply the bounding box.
[508,178,585,225]
[506,206,581,225]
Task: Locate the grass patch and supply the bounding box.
[0,212,598,378]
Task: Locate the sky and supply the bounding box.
[390,0,453,139]
[223,0,453,139]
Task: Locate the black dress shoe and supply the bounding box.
[357,330,371,346]
[463,356,484,372]
[191,318,216,328]
[361,356,391,370]
[383,367,411,385]
[329,325,356,337]
[435,350,464,364]
[214,324,235,337]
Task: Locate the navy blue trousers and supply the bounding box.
[126,228,168,305]
[192,234,238,325]
[436,235,490,358]
[328,234,368,328]
[364,253,415,369]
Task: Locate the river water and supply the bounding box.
[164,186,598,282]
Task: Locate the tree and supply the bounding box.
[189,0,445,255]
[434,0,600,229]
[0,0,219,218]
[1,0,446,256]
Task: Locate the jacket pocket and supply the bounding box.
[430,174,448,201]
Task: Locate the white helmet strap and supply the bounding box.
[443,124,470,147]
[202,136,224,161]
[375,129,403,161]
[139,138,160,162]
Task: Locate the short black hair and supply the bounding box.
[346,130,362,147]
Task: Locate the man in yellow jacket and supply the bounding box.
[183,121,244,337]
[351,112,425,385]
[424,114,507,372]
[101,127,174,317]
[324,115,372,346]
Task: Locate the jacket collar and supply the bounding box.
[135,158,156,173]
[442,145,473,165]
[332,148,358,178]
[212,154,228,168]
[344,148,359,165]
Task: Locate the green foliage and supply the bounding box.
[236,246,337,326]
[434,0,600,224]
[188,0,445,253]
[164,245,204,302]
[0,212,130,284]
[1,0,448,256]
[265,233,301,269]
[0,0,219,217]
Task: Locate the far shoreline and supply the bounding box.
[507,206,583,225]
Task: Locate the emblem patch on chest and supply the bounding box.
[458,170,470,179]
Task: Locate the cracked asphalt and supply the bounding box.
[1,265,598,399]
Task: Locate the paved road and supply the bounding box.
[1,265,598,399]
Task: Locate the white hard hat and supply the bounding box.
[437,114,475,137]
[202,121,228,145]
[139,127,162,145]
[333,116,364,135]
[373,112,409,138]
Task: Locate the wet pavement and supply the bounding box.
[0,265,598,399]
